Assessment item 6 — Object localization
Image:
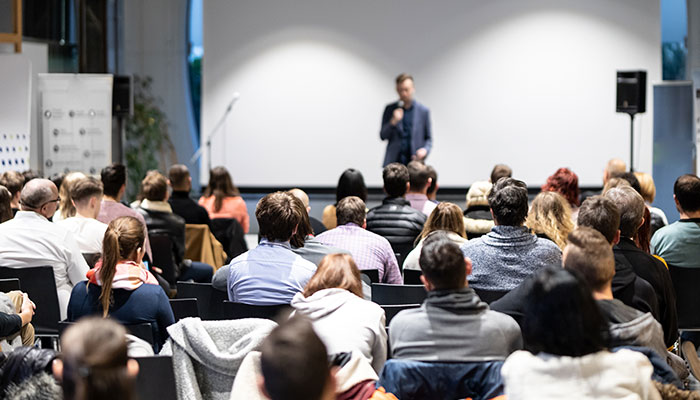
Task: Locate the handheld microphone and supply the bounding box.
[397,100,404,109]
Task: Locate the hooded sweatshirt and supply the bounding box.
[291,288,387,372]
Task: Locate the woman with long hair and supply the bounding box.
[291,253,387,372]
[322,168,368,229]
[403,202,468,271]
[525,191,574,250]
[198,166,249,233]
[67,216,174,348]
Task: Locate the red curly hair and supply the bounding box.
[541,168,580,207]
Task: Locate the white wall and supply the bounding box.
[203,0,661,187]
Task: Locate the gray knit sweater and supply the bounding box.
[460,225,562,291]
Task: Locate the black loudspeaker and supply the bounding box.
[616,71,646,114]
[113,75,133,117]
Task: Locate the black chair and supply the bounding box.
[668,264,700,330]
[473,288,509,304]
[176,282,228,320]
[361,269,380,283]
[82,252,101,268]
[0,278,20,292]
[210,218,248,263]
[0,266,60,335]
[222,301,291,320]
[381,304,421,324]
[169,298,199,321]
[392,243,415,270]
[403,269,423,285]
[135,356,177,400]
[371,284,427,305]
[149,233,178,285]
[360,274,372,286]
[59,320,155,349]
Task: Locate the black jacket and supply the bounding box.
[137,206,187,276]
[366,197,426,258]
[168,191,211,226]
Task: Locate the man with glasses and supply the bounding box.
[0,178,89,319]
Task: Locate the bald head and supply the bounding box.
[20,179,59,218]
[288,188,310,213]
[604,159,627,184]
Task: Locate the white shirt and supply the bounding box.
[57,216,108,254]
[0,211,90,319]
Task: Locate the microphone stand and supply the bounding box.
[190,95,239,173]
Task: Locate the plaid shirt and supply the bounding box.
[316,223,402,284]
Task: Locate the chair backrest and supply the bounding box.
[82,252,101,268]
[381,304,421,325]
[668,264,700,329]
[371,284,427,305]
[360,269,380,284]
[135,356,177,400]
[222,301,291,321]
[176,282,228,320]
[403,269,423,285]
[0,266,60,334]
[149,233,177,285]
[472,288,509,304]
[59,320,156,351]
[0,278,20,292]
[169,298,199,321]
[210,218,248,263]
[392,243,415,270]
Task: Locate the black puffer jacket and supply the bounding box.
[0,347,58,394]
[366,197,426,259]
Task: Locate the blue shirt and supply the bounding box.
[227,239,317,305]
[651,218,700,268]
[399,104,414,164]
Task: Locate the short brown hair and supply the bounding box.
[141,171,168,201]
[564,227,615,292]
[674,174,700,212]
[303,254,363,298]
[395,73,413,85]
[70,176,104,204]
[336,196,366,226]
[289,194,313,248]
[577,196,620,243]
[604,186,645,238]
[0,171,24,197]
[168,164,190,189]
[490,164,512,184]
[407,161,430,191]
[383,163,409,197]
[256,192,303,242]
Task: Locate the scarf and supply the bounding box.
[86,260,159,290]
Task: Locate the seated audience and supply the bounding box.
[291,254,387,372]
[55,317,139,400]
[0,291,35,347]
[0,186,12,223]
[403,202,468,271]
[525,191,574,249]
[289,188,326,235]
[136,171,213,283]
[198,166,249,233]
[0,178,89,319]
[501,267,661,399]
[605,186,678,347]
[316,196,402,284]
[53,171,86,222]
[67,216,174,345]
[635,171,668,236]
[461,178,561,291]
[426,164,438,201]
[463,180,494,239]
[366,163,426,260]
[490,163,512,183]
[57,176,109,254]
[541,167,580,221]
[97,163,152,261]
[0,171,23,216]
[227,191,316,305]
[405,161,436,216]
[604,158,627,184]
[0,346,60,398]
[322,168,368,230]
[390,233,521,361]
[168,164,210,226]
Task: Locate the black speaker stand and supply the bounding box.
[627,112,636,172]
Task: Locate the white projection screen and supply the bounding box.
[202,0,661,188]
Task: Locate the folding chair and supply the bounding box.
[149,233,178,285]
[169,298,199,321]
[381,304,421,325]
[176,282,228,320]
[403,269,423,285]
[0,266,61,336]
[371,283,427,305]
[0,278,21,293]
[668,265,700,330]
[135,356,178,400]
[360,269,380,283]
[222,301,291,321]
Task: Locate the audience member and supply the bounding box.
[0,186,12,223]
[604,158,627,185]
[316,196,402,284]
[501,267,661,399]
[168,164,211,226]
[635,171,668,236]
[53,171,87,222]
[490,164,512,183]
[405,161,436,216]
[0,178,89,318]
[525,191,573,249]
[0,171,24,216]
[403,202,468,271]
[0,291,35,347]
[426,164,438,201]
[55,317,139,400]
[541,167,580,220]
[366,163,426,260]
[56,176,109,254]
[322,168,368,230]
[463,180,494,239]
[97,163,152,261]
[21,169,40,183]
[292,254,387,372]
[611,171,642,194]
[461,178,561,291]
[227,191,316,305]
[198,166,249,233]
[289,188,326,235]
[67,216,174,345]
[605,186,678,347]
[136,171,213,283]
[390,233,522,360]
[603,176,631,193]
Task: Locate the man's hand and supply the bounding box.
[390,108,404,126]
[21,293,35,315]
[413,148,428,161]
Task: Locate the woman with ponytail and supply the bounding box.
[67,216,175,348]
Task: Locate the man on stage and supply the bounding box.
[380,73,433,166]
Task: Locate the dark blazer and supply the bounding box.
[169,191,211,226]
[380,101,433,166]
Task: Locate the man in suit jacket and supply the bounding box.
[380,73,433,167]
